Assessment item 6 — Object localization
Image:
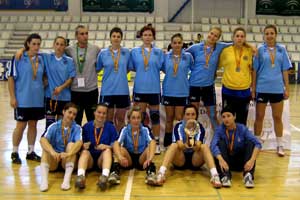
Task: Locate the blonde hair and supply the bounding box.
[127,106,142,121]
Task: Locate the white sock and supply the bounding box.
[13,146,19,153]
[210,168,218,177]
[276,137,284,147]
[61,162,74,190]
[159,166,167,175]
[102,168,110,177]
[40,163,49,192]
[77,168,85,176]
[28,145,34,154]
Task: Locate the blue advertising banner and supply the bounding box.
[0,59,11,81]
[0,0,68,11]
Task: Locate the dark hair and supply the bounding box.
[183,104,199,119]
[127,106,142,121]
[221,106,236,116]
[53,36,67,46]
[264,24,277,35]
[140,25,156,40]
[233,27,246,37]
[75,25,87,36]
[95,103,109,111]
[63,102,78,111]
[24,33,41,51]
[110,27,123,39]
[171,33,183,42]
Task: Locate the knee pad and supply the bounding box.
[150,110,160,125]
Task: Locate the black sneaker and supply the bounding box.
[11,152,22,164]
[26,151,41,162]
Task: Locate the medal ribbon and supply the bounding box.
[61,123,71,148]
[110,47,121,72]
[142,46,152,70]
[49,95,58,113]
[76,44,87,73]
[173,55,181,76]
[225,128,236,154]
[267,47,276,67]
[131,130,139,153]
[234,46,243,71]
[94,125,104,146]
[204,44,214,67]
[29,56,39,80]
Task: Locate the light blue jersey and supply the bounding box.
[186,42,229,87]
[253,43,291,93]
[43,119,82,153]
[96,47,132,95]
[8,53,45,107]
[118,124,154,154]
[44,53,76,101]
[130,46,164,94]
[162,50,193,97]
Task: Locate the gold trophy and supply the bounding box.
[184,119,200,147]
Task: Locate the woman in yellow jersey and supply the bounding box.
[218,27,253,125]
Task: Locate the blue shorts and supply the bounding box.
[133,92,160,105]
[189,85,216,106]
[14,107,45,121]
[256,93,284,103]
[99,95,130,108]
[162,96,189,106]
[173,151,200,170]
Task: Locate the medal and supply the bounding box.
[94,121,104,149]
[29,55,39,80]
[234,46,243,73]
[61,122,71,150]
[132,130,139,154]
[142,46,152,71]
[268,47,276,68]
[172,54,181,76]
[49,95,58,113]
[204,44,214,68]
[236,66,240,72]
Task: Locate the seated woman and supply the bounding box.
[210,106,262,188]
[154,104,222,188]
[39,102,82,192]
[113,106,157,185]
[75,104,118,190]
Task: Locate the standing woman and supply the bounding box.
[113,106,157,185]
[8,33,45,164]
[75,104,118,190]
[44,36,76,129]
[154,104,221,188]
[253,24,291,156]
[218,27,253,125]
[186,27,228,132]
[97,27,131,131]
[130,25,164,154]
[161,33,193,147]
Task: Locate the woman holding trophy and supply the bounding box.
[153,104,222,188]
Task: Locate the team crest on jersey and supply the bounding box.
[243,56,248,60]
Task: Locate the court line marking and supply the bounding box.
[124,169,135,200]
[290,124,300,132]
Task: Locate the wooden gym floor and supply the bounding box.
[0,81,299,200]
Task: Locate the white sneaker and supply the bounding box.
[277,146,285,157]
[244,172,254,188]
[221,176,232,187]
[155,144,161,155]
[210,175,222,188]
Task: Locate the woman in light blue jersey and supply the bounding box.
[44,36,76,130]
[186,27,228,133]
[253,24,291,157]
[97,27,131,132]
[113,106,157,185]
[162,33,193,147]
[130,25,164,154]
[8,33,45,164]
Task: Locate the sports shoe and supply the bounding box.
[221,176,232,187]
[244,172,254,188]
[26,151,41,162]
[145,172,156,185]
[97,175,108,190]
[11,152,22,164]
[155,144,161,155]
[210,175,222,188]
[154,172,166,186]
[108,171,120,185]
[277,146,285,157]
[75,175,86,189]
